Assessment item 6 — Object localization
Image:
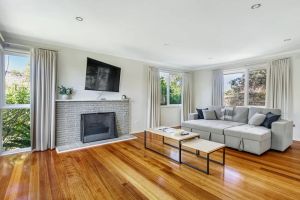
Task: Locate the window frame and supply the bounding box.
[223,64,268,107]
[160,71,183,107]
[0,49,31,152]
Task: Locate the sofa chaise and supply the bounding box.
[181,106,293,155]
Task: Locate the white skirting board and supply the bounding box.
[56,134,137,153]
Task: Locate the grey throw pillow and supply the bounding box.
[248,113,266,126]
[203,110,217,120]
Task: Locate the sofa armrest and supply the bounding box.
[271,120,293,151]
[188,113,198,120]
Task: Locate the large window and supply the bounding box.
[0,52,31,151]
[224,67,267,106]
[160,72,182,105]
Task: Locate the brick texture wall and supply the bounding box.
[56,100,129,146]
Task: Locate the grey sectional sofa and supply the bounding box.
[181,106,293,155]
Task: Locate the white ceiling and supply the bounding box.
[0,0,300,69]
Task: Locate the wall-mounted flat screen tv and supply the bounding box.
[85,57,121,92]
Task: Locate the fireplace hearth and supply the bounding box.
[81,112,118,143]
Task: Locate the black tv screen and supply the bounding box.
[85,58,121,92]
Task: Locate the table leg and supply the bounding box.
[207,153,210,174]
[179,141,182,163]
[144,130,147,149]
[223,147,225,165]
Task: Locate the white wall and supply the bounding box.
[56,48,149,133]
[192,70,213,109]
[4,35,152,133]
[193,53,300,140]
[292,54,300,140]
[160,106,181,127]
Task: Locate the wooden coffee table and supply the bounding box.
[181,138,225,174]
[144,128,200,163]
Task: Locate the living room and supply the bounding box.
[0,0,300,199]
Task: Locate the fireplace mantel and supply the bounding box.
[56,100,129,146]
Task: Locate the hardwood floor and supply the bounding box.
[1,133,300,200]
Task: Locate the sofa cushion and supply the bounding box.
[223,107,234,121]
[232,106,249,123]
[203,110,217,120]
[261,112,281,129]
[248,107,281,120]
[224,124,271,141]
[208,106,224,120]
[248,113,266,126]
[181,119,244,135]
[196,108,208,119]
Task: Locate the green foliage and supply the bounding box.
[2,109,30,150]
[160,74,182,105]
[2,84,31,150]
[58,85,73,95]
[160,77,167,105]
[6,85,30,104]
[169,75,182,104]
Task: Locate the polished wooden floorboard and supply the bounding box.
[1,133,300,200]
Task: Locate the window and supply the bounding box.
[160,72,182,105]
[224,67,267,106]
[248,69,267,106]
[224,72,245,106]
[0,52,31,151]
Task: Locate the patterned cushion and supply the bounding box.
[223,107,234,121]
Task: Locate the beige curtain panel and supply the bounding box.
[212,70,224,106]
[266,57,293,119]
[147,67,160,128]
[182,72,193,121]
[31,48,57,151]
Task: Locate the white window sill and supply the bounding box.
[0,147,31,156]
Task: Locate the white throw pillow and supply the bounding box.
[203,110,217,120]
[248,113,266,126]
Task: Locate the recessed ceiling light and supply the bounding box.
[208,57,214,60]
[284,38,292,42]
[251,4,262,9]
[75,16,83,21]
[163,43,169,46]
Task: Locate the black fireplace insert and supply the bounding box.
[81,112,118,143]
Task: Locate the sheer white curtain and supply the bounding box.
[182,72,192,121]
[266,58,293,119]
[147,67,160,128]
[212,70,224,106]
[31,48,57,151]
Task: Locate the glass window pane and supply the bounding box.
[248,69,267,106]
[160,72,168,105]
[169,74,182,104]
[5,54,30,104]
[1,108,31,151]
[224,73,245,106]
